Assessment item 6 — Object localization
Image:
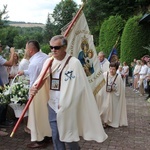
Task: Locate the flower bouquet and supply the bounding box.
[0,86,10,104]
[0,75,29,118]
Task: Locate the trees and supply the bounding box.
[0,5,9,28]
[13,27,44,49]
[0,26,45,49]
[43,0,80,50]
[120,15,150,65]
[44,13,56,43]
[83,0,150,46]
[13,35,27,49]
[52,0,78,34]
[99,16,125,58]
[0,26,18,47]
[42,0,78,53]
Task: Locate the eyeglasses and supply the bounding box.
[50,45,64,50]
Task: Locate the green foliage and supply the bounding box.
[0,5,9,28]
[120,15,150,65]
[52,0,78,34]
[6,27,19,47]
[44,13,56,43]
[41,44,51,55]
[0,26,45,49]
[0,26,18,47]
[0,28,8,47]
[17,27,44,44]
[83,0,150,46]
[99,16,125,58]
[83,0,103,45]
[13,35,27,49]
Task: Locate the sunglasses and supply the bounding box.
[50,45,64,50]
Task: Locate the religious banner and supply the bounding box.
[108,47,118,63]
[107,36,119,63]
[63,10,104,95]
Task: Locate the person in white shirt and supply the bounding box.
[18,50,30,81]
[138,59,148,96]
[117,65,125,87]
[133,60,141,92]
[7,52,20,85]
[122,62,129,86]
[18,40,52,148]
[98,51,110,72]
[19,50,30,71]
[0,46,15,85]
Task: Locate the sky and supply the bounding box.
[0,0,82,24]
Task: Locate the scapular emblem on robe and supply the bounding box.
[64,70,75,81]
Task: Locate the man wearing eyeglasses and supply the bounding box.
[30,35,108,150]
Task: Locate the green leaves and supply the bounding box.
[120,15,150,64]
[0,5,9,29]
[99,15,125,57]
[52,0,78,34]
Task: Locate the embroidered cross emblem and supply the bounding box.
[64,70,75,81]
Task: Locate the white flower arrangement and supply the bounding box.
[9,80,29,105]
[0,85,10,104]
[0,76,29,105]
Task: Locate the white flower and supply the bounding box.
[0,77,29,105]
[3,90,10,96]
[11,96,18,104]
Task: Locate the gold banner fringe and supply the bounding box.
[93,79,105,96]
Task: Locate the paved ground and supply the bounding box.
[0,86,150,150]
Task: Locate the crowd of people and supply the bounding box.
[114,57,150,100]
[132,59,150,99]
[2,37,150,149]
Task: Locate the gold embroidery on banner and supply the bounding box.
[93,79,105,96]
[88,71,103,83]
[70,30,90,55]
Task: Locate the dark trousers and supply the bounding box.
[0,104,7,123]
[146,80,150,97]
[48,105,80,150]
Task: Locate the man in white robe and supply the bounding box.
[98,51,110,73]
[31,35,108,150]
[95,51,110,112]
[97,62,128,128]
